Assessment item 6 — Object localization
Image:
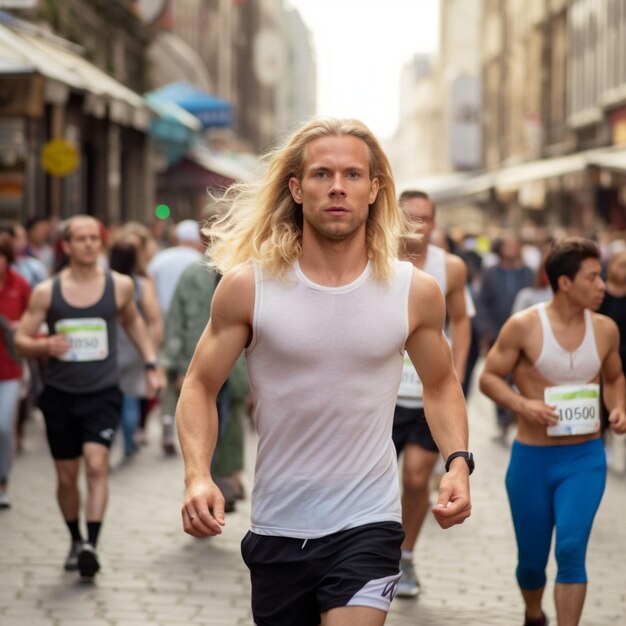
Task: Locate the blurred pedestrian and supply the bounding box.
[511,256,552,314]
[115,221,162,444]
[149,219,204,455]
[477,234,534,442]
[109,239,163,459]
[148,219,204,316]
[480,237,626,626]
[24,216,54,274]
[393,190,472,598]
[0,234,30,509]
[161,261,250,511]
[176,118,473,625]
[15,215,162,580]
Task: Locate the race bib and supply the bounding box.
[55,317,109,362]
[545,383,600,437]
[398,352,423,400]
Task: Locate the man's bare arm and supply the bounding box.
[15,281,69,358]
[176,264,254,537]
[479,315,558,427]
[405,270,470,529]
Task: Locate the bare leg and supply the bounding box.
[321,606,386,626]
[520,586,546,622]
[555,582,586,626]
[83,443,110,521]
[54,458,81,520]
[400,444,439,551]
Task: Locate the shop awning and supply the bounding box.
[148,81,233,129]
[587,148,626,172]
[187,145,255,182]
[401,146,626,205]
[0,13,150,130]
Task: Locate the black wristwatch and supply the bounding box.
[144,361,158,371]
[445,451,475,475]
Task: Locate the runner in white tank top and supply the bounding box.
[176,120,473,626]
[393,191,473,598]
[480,238,626,626]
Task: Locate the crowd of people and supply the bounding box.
[1,117,626,626]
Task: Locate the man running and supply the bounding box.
[15,215,162,580]
[176,118,473,626]
[393,190,472,597]
[480,237,626,626]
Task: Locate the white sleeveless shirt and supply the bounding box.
[245,260,413,538]
[534,303,601,384]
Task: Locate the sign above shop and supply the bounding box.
[41,139,79,177]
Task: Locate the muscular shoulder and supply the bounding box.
[444,252,467,287]
[498,306,540,347]
[592,311,620,346]
[28,277,54,311]
[211,263,255,327]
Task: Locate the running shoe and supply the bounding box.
[64,540,83,571]
[396,557,420,597]
[78,542,100,579]
[0,492,10,509]
[524,612,549,626]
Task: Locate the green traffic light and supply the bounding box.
[155,204,171,219]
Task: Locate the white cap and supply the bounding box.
[175,219,200,243]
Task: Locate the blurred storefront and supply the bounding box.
[0,9,152,223]
[395,0,626,236]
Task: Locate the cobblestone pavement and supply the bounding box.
[1,368,625,625]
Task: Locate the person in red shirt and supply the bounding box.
[0,234,31,509]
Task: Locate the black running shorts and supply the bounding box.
[39,385,122,459]
[240,521,404,626]
[392,406,439,454]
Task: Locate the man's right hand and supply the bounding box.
[181,478,226,538]
[519,398,558,427]
[45,334,71,358]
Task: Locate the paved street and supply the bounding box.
[1,370,625,626]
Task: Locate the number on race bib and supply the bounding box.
[545,384,600,437]
[55,317,109,362]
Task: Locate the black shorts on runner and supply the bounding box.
[392,406,439,454]
[39,385,122,459]
[240,521,404,626]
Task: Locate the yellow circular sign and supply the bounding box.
[41,139,79,177]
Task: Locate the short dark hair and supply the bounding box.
[25,216,48,232]
[545,237,600,293]
[0,234,15,264]
[398,190,435,217]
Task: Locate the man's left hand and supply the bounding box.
[432,465,471,529]
[608,407,626,434]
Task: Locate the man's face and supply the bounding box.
[289,135,379,244]
[401,196,435,246]
[565,257,605,310]
[499,239,522,264]
[63,219,102,267]
[29,221,50,246]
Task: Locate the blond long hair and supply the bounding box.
[204,117,404,280]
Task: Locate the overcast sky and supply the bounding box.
[286,0,440,140]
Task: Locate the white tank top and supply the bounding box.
[245,260,413,538]
[422,244,447,295]
[534,303,601,384]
